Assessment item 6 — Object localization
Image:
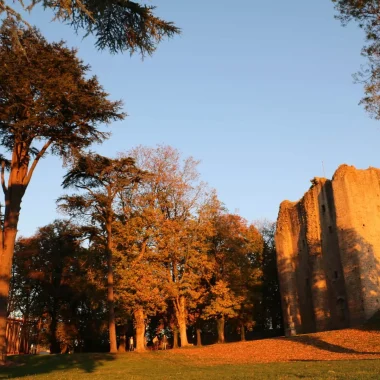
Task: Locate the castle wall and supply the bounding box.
[294,201,316,333]
[275,201,303,334]
[275,165,380,335]
[318,180,349,329]
[332,166,380,324]
[303,180,331,331]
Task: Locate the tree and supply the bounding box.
[255,220,283,333]
[114,257,167,351]
[113,193,168,352]
[58,153,143,353]
[10,221,88,353]
[0,0,180,55]
[332,1,380,118]
[203,280,242,344]
[11,221,109,354]
[126,145,213,347]
[0,23,123,361]
[206,212,263,343]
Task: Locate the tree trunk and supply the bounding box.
[0,149,30,363]
[196,327,202,346]
[134,308,146,352]
[49,311,60,354]
[19,313,30,354]
[217,316,225,344]
[19,325,28,354]
[178,317,188,347]
[106,218,117,353]
[173,328,179,349]
[118,324,127,353]
[174,296,189,347]
[0,228,18,363]
[240,325,246,342]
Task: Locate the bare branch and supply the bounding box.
[76,185,98,199]
[23,140,52,186]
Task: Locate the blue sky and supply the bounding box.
[9,1,380,237]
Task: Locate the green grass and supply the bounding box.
[1,353,380,380]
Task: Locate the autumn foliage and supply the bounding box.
[0,16,279,358]
[8,145,272,354]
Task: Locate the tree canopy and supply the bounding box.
[0,0,180,55]
[333,0,380,118]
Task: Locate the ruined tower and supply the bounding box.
[275,165,380,335]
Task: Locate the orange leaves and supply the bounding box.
[171,328,380,364]
[203,280,243,319]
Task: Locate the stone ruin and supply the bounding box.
[275,165,380,336]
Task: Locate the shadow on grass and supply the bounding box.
[278,335,380,355]
[362,310,380,332]
[0,353,116,379]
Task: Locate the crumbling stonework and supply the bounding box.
[275,165,380,335]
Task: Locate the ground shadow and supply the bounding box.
[277,335,380,355]
[362,310,380,331]
[0,353,116,379]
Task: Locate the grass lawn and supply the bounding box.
[1,352,380,380]
[2,328,380,379]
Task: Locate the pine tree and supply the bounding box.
[0,23,123,362]
[0,0,180,55]
[58,153,143,353]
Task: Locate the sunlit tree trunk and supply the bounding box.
[174,296,189,347]
[134,308,146,352]
[217,316,225,344]
[0,151,29,363]
[0,230,17,362]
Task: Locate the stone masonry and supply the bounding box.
[275,165,380,335]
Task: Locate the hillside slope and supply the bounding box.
[172,328,380,364]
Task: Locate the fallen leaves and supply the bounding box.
[168,328,380,365]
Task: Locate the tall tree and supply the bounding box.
[206,212,263,343]
[0,23,123,361]
[333,0,380,118]
[126,145,213,347]
[0,0,180,55]
[255,220,283,333]
[113,194,168,352]
[58,153,142,353]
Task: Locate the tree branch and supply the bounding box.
[77,184,98,199]
[24,140,52,186]
[133,237,149,263]
[1,160,7,196]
